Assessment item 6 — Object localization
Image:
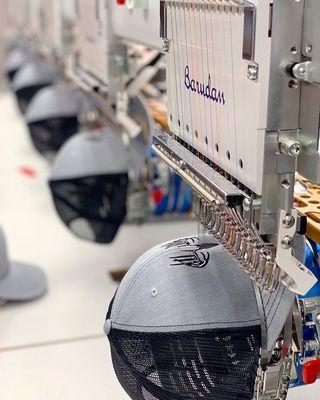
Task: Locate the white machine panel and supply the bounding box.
[164,0,272,195]
[10,0,32,33]
[111,0,162,49]
[76,0,109,84]
[7,0,20,29]
[28,0,42,38]
[39,0,63,51]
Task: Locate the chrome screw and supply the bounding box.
[179,160,186,170]
[306,44,313,54]
[280,139,302,157]
[289,142,302,156]
[163,39,170,52]
[282,214,295,229]
[281,235,294,249]
[243,197,251,211]
[247,65,259,81]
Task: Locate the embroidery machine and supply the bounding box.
[4,1,320,398]
[150,0,320,398]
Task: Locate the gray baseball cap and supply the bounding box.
[25,85,80,156]
[26,85,81,124]
[3,47,33,82]
[49,129,146,243]
[12,60,58,113]
[50,130,130,181]
[105,235,305,400]
[0,228,47,302]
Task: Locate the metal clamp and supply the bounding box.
[152,134,247,207]
[292,61,316,84]
[299,297,320,358]
[276,210,317,295]
[255,358,292,400]
[116,92,142,139]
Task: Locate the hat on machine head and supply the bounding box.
[49,129,146,244]
[25,85,80,157]
[0,227,47,302]
[105,235,305,400]
[12,60,58,113]
[3,46,33,82]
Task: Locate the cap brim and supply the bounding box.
[0,262,47,302]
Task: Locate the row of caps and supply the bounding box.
[198,198,281,293]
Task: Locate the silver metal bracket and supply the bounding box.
[152,134,247,206]
[299,296,320,359]
[276,210,317,295]
[292,61,318,84]
[126,55,165,97]
[116,92,142,139]
[296,0,320,182]
[293,0,320,85]
[255,358,292,400]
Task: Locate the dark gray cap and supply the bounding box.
[26,85,81,124]
[50,129,146,182]
[50,130,130,181]
[105,235,304,352]
[12,60,58,93]
[0,228,47,302]
[3,47,32,77]
[49,129,148,243]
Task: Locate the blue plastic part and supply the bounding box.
[150,149,193,216]
[290,239,320,388]
[301,242,320,299]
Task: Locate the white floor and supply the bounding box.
[0,92,319,399]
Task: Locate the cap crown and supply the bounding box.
[109,236,261,333]
[4,48,31,74]
[26,86,81,124]
[12,60,57,92]
[50,130,130,181]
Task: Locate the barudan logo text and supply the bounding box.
[184,66,226,106]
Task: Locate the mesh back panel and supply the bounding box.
[16,85,48,113]
[29,117,79,155]
[7,69,18,82]
[50,174,128,243]
[108,326,261,400]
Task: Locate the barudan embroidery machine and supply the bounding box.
[153,0,318,294]
[151,0,320,398]
[4,0,320,399]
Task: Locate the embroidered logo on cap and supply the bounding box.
[164,237,218,269]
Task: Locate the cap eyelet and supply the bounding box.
[151,288,159,297]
